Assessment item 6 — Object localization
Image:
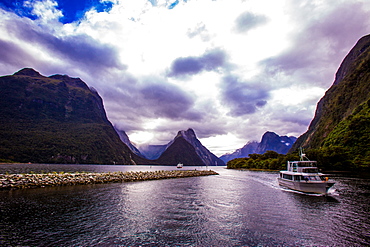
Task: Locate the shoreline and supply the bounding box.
[0,170,218,190]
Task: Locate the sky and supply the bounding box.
[0,0,370,156]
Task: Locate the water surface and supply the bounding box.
[0,164,369,246]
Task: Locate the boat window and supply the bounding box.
[303,176,320,181]
[303,168,318,173]
[283,174,293,180]
[297,162,317,167]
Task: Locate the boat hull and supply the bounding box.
[278,178,334,194]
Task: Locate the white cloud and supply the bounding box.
[0,0,370,156]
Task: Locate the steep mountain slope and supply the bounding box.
[0,68,137,164]
[292,34,370,151]
[152,128,224,166]
[177,129,225,166]
[220,132,296,162]
[322,99,370,166]
[155,137,205,165]
[115,127,144,158]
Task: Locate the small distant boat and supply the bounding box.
[277,150,335,195]
[177,163,183,169]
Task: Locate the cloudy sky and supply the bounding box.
[0,0,369,156]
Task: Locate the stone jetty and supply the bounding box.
[0,170,218,190]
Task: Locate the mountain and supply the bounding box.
[139,144,168,160]
[155,137,205,165]
[291,34,370,168]
[176,129,225,166]
[0,68,138,164]
[255,132,296,154]
[220,132,296,162]
[219,141,259,163]
[115,127,144,158]
[153,128,224,166]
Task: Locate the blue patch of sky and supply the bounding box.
[0,0,114,23]
[168,0,179,9]
[0,0,37,20]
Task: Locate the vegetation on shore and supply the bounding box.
[227,147,369,172]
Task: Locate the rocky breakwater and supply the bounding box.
[0,170,218,190]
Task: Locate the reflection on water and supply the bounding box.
[0,165,369,246]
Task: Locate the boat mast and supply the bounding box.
[299,147,310,161]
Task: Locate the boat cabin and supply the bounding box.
[287,161,319,173]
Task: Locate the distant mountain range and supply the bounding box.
[0,69,223,165]
[220,132,296,162]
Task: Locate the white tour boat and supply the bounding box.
[278,152,335,195]
[177,163,183,168]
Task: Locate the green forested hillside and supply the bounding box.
[289,34,370,171]
[322,99,370,169]
[293,34,370,150]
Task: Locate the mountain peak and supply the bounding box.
[13,68,43,77]
[177,128,196,139]
[220,131,296,163]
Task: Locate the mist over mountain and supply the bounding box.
[115,127,144,158]
[219,141,259,163]
[0,68,139,164]
[220,132,296,162]
[139,145,168,160]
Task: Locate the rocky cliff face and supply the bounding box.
[0,68,137,164]
[220,132,296,162]
[292,34,370,151]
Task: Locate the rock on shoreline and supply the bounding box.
[0,170,219,190]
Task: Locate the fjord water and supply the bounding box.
[0,165,369,246]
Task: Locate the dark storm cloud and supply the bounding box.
[234,12,268,33]
[100,75,203,131]
[221,75,269,116]
[168,48,228,78]
[139,83,201,120]
[6,18,124,71]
